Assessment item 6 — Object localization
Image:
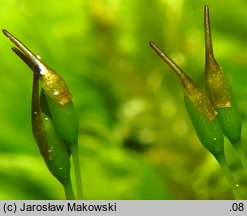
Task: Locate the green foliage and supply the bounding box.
[0,0,247,199]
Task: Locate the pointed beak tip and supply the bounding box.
[2,29,10,38]
[149,41,157,50]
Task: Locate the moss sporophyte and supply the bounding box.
[149,6,244,199]
[204,6,246,173]
[2,29,83,200]
[149,41,224,158]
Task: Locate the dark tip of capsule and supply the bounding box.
[149,41,158,51]
[11,47,27,62]
[2,29,18,45]
[2,29,11,38]
[204,5,209,18]
[149,41,155,47]
[11,47,21,55]
[149,41,163,58]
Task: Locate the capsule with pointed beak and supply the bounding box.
[3,29,82,198]
[2,29,72,106]
[204,6,242,145]
[2,29,79,153]
[149,41,224,157]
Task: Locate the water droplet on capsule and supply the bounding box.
[53,90,59,96]
[36,55,42,60]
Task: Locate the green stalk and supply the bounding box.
[215,153,243,199]
[63,179,75,200]
[231,139,247,174]
[44,93,83,199]
[71,144,83,199]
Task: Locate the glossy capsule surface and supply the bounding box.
[2,29,72,106]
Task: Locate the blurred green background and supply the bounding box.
[0,0,247,199]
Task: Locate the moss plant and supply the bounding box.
[149,40,243,199]
[2,29,83,200]
[149,4,247,199]
[203,6,247,174]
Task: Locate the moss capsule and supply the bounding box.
[44,91,83,199]
[32,72,74,199]
[44,91,79,152]
[149,41,224,156]
[204,6,242,144]
[184,95,224,156]
[3,29,79,199]
[2,29,78,150]
[2,29,72,106]
[39,65,72,106]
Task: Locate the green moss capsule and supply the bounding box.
[2,29,78,150]
[2,29,80,199]
[149,41,224,156]
[44,91,79,151]
[44,88,83,199]
[32,72,74,199]
[204,6,242,144]
[184,95,224,156]
[43,91,83,199]
[37,113,71,186]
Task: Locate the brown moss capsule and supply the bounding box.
[149,41,224,157]
[2,29,72,106]
[204,6,242,144]
[2,30,78,149]
[2,29,78,199]
[39,65,72,106]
